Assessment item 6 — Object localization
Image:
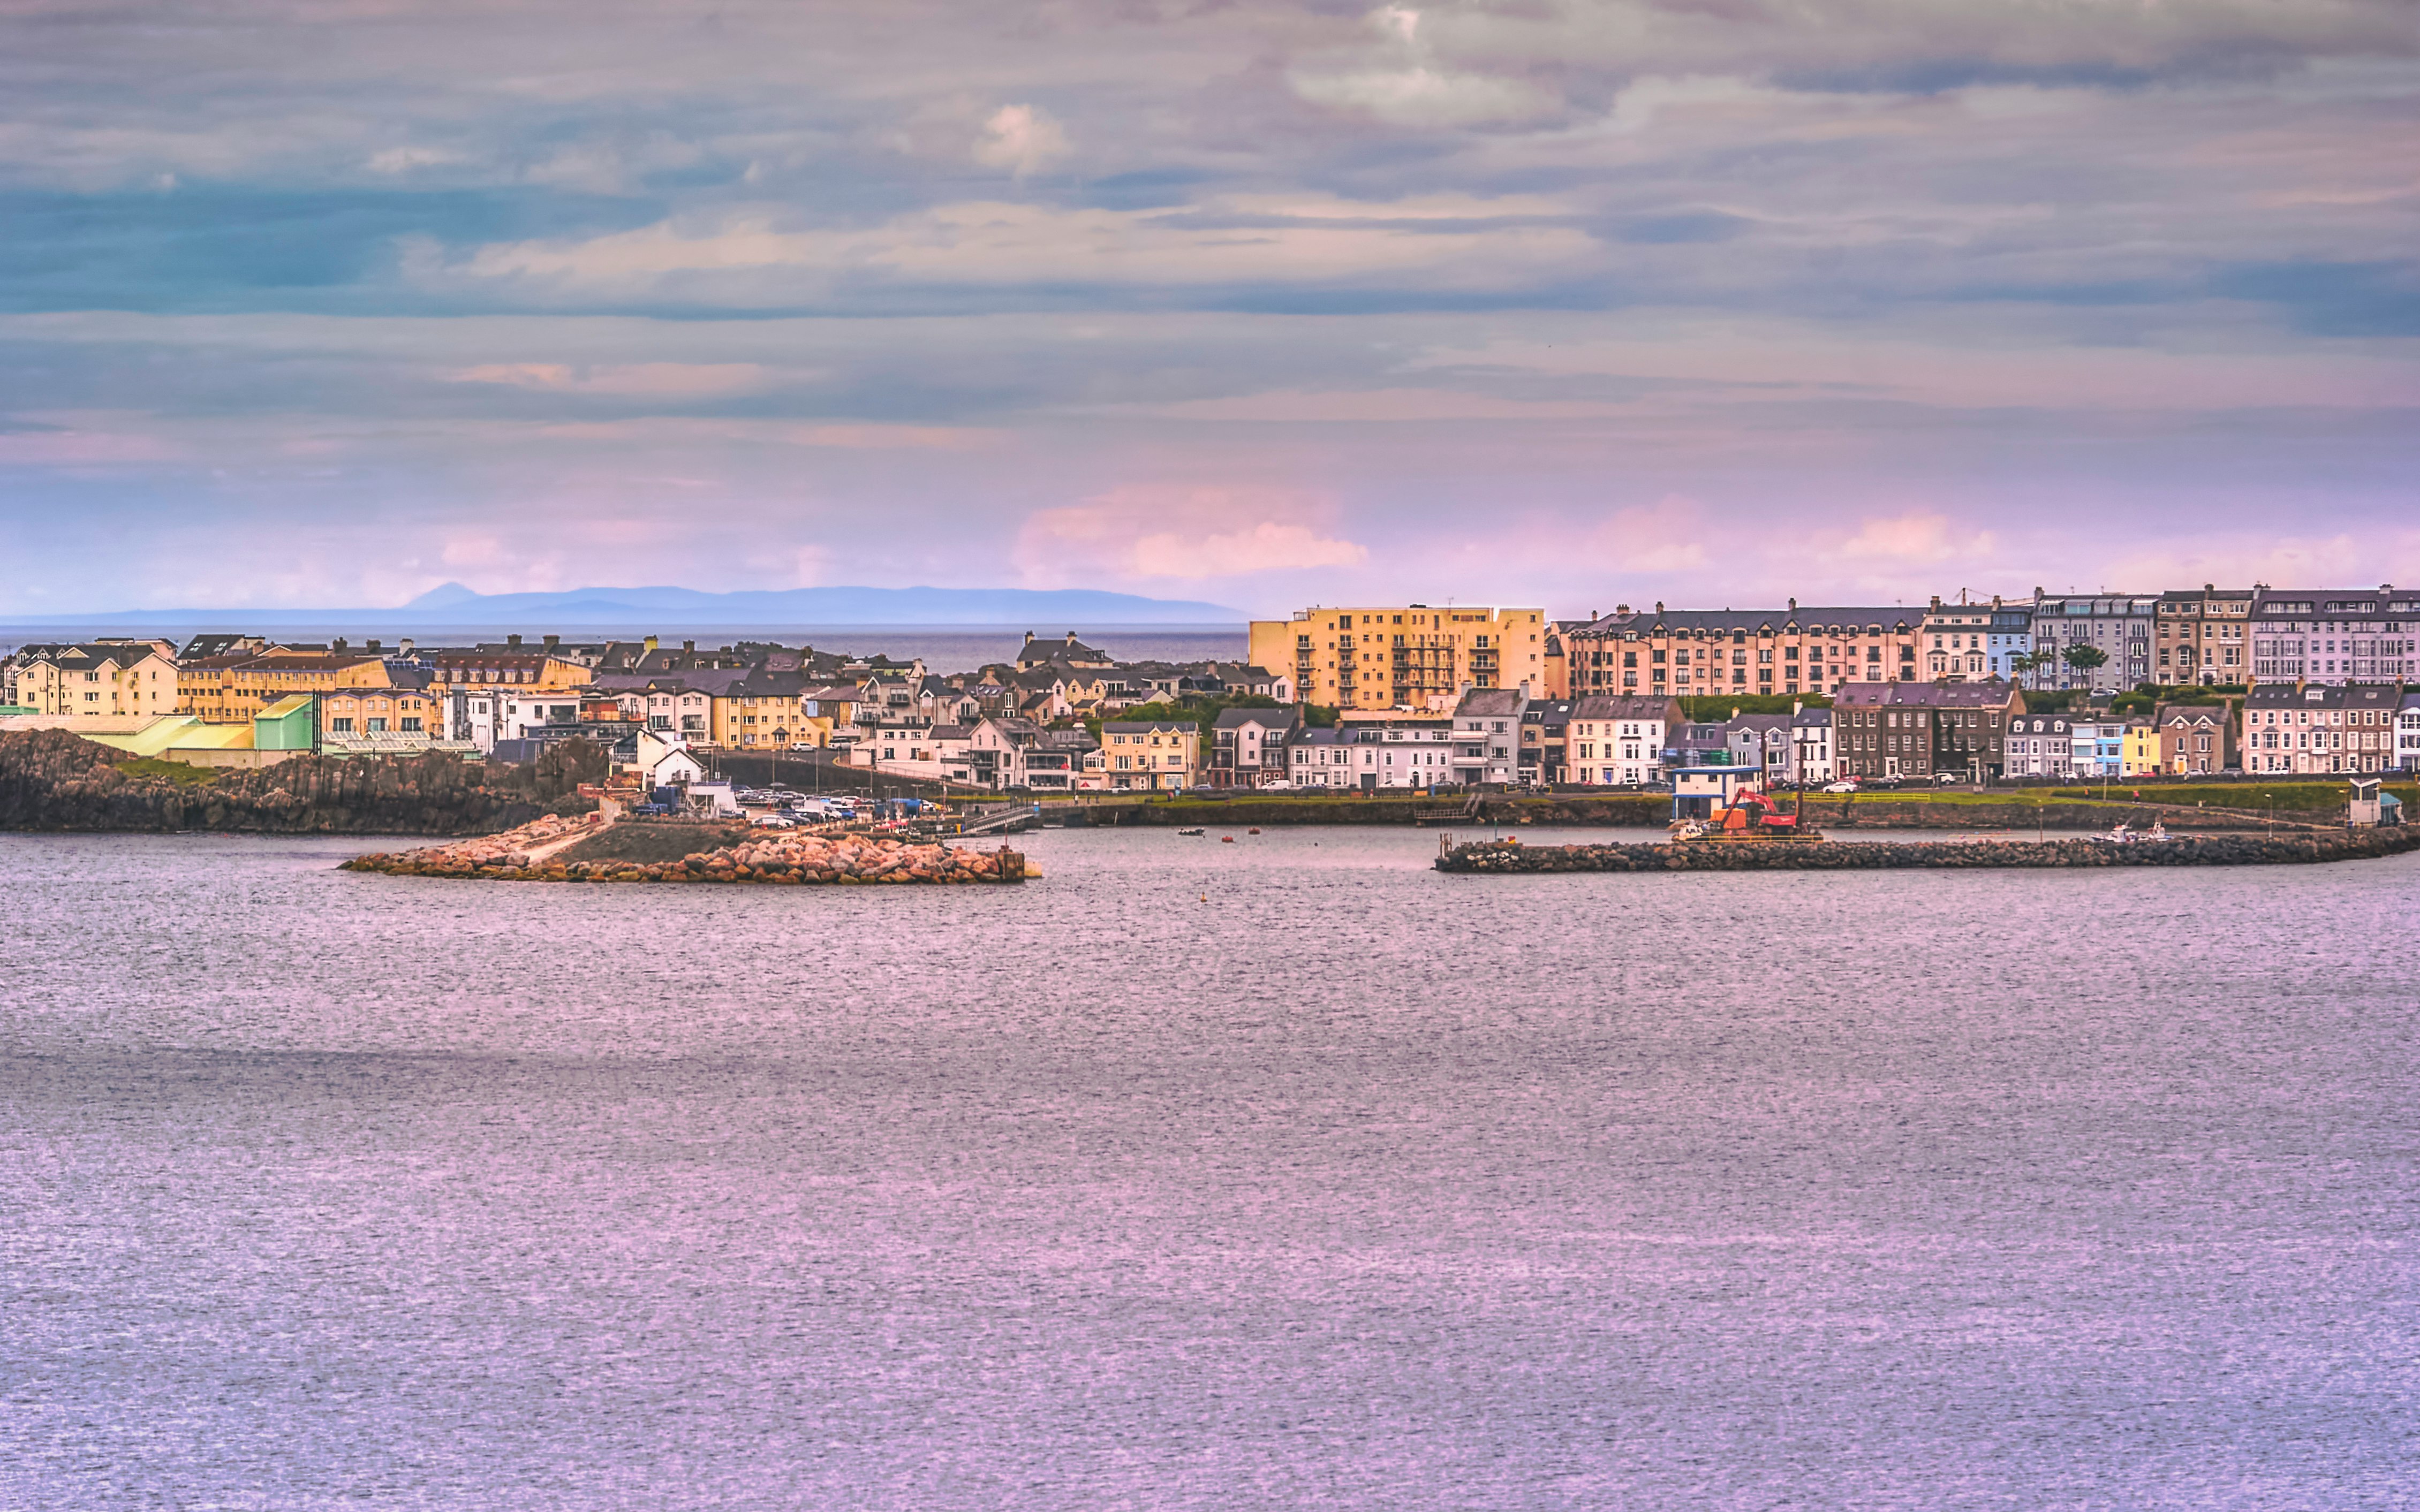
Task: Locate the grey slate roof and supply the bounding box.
[1569,694,1681,723]
[1454,688,1526,718]
[1834,679,2021,708]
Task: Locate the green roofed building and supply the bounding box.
[254,694,319,753]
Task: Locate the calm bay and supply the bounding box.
[4,827,2416,1509]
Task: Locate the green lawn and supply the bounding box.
[113,757,222,787]
[1806,781,2412,811]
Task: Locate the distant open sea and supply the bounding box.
[0,623,1248,675]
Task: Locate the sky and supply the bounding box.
[1,0,2415,620]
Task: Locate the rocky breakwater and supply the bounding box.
[344,817,1029,885]
[1438,828,2420,874]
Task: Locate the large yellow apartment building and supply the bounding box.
[1247,605,1547,712]
[183,652,394,723]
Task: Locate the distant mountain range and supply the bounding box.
[16,583,1247,628]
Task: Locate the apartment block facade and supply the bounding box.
[1832,680,2024,781]
[1564,694,1684,787]
[2153,586,2253,686]
[2247,587,2419,687]
[2026,592,2154,693]
[1921,597,2031,681]
[1561,602,1924,700]
[2241,682,2403,774]
[1247,605,1547,713]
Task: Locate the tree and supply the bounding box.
[2062,643,2109,677]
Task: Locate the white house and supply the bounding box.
[1287,718,1458,791]
[1451,688,1527,787]
[636,728,706,787]
[1566,694,1679,787]
[2003,713,2075,778]
[1788,706,1834,784]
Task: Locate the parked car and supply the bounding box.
[750,813,796,828]
[1258,780,1297,792]
[1821,780,1859,793]
[789,741,818,751]
[1932,772,1961,785]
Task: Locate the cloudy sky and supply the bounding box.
[3,0,2414,618]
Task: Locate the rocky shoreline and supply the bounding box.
[1437,827,2420,873]
[343,815,1028,885]
[0,729,592,834]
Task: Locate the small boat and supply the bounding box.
[1221,835,1235,844]
[1247,827,1261,835]
[1177,826,1206,837]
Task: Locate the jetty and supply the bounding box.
[1436,827,2420,874]
[344,813,1028,884]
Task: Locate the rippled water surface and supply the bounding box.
[4,827,2417,1509]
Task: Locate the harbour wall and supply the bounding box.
[1436,829,2420,873]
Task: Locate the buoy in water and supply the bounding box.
[1222,835,1234,843]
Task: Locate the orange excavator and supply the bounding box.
[1700,784,1818,840]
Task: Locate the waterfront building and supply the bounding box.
[1725,715,1794,781]
[1789,706,1835,785]
[320,686,439,744]
[1100,719,1197,791]
[2068,715,2127,780]
[2247,586,2419,687]
[1450,688,1527,787]
[1540,619,1594,700]
[593,673,733,740]
[2026,591,2156,694]
[2121,717,2163,777]
[2395,692,2420,772]
[2151,704,2234,776]
[1209,706,1303,788]
[1672,720,1730,769]
[2240,682,2403,774]
[2003,712,2075,779]
[1562,602,1923,700]
[2153,586,2253,686]
[1288,715,1458,791]
[201,651,394,725]
[1922,596,2030,681]
[425,645,594,692]
[1517,698,1572,785]
[1833,680,2024,781]
[712,670,818,751]
[1564,694,1682,787]
[1246,605,1547,713]
[12,642,180,724]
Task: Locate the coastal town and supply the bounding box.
[5,584,2418,805]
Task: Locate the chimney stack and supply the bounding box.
[507,633,521,647]
[543,634,559,648]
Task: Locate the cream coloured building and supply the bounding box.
[1099,719,1198,791]
[1247,605,1547,713]
[12,642,180,725]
